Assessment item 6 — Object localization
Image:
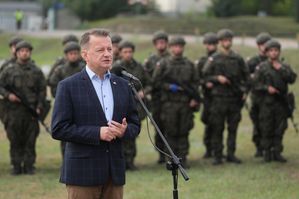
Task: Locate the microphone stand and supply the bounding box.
[127,80,189,199]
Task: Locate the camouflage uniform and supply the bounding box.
[253,40,297,162]
[112,41,150,170]
[47,34,80,83]
[143,31,170,163]
[203,29,249,164]
[48,42,84,158]
[153,37,199,167]
[194,32,218,158]
[0,41,47,175]
[0,37,23,122]
[247,33,272,157]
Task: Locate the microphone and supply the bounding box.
[110,66,139,81]
[121,70,139,81]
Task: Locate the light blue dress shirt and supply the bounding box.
[86,66,114,122]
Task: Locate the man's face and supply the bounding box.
[66,50,80,63]
[81,35,113,71]
[267,48,280,60]
[120,47,134,62]
[10,45,16,56]
[219,38,232,50]
[154,39,168,53]
[258,44,266,55]
[205,43,217,53]
[112,43,120,56]
[170,44,184,57]
[16,48,31,62]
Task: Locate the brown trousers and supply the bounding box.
[66,178,123,199]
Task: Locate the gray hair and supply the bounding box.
[80,29,110,49]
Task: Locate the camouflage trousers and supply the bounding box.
[151,100,165,158]
[123,138,137,164]
[4,108,39,167]
[201,96,213,153]
[160,102,194,158]
[249,94,262,151]
[0,101,5,123]
[209,97,242,158]
[259,100,288,153]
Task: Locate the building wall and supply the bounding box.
[0,2,43,31]
[154,0,211,14]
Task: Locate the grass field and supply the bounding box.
[0,33,299,199]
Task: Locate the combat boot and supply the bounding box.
[254,148,263,158]
[226,155,242,164]
[203,150,213,159]
[273,152,287,163]
[11,164,22,175]
[23,165,35,175]
[212,151,223,165]
[212,158,223,165]
[181,157,190,169]
[263,150,272,163]
[157,154,166,164]
[126,161,138,171]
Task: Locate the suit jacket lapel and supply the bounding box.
[110,74,121,121]
[80,69,107,121]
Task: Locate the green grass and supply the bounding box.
[87,15,299,38]
[0,33,299,199]
[0,34,62,66]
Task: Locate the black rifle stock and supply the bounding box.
[5,85,51,133]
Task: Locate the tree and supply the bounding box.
[211,0,242,17]
[295,0,299,22]
[62,0,128,21]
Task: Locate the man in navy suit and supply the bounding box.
[51,29,141,199]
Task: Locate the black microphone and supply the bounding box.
[110,66,139,81]
[121,70,139,81]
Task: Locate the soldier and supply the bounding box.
[144,31,170,76]
[203,29,249,165]
[195,32,218,158]
[0,37,23,123]
[144,31,170,164]
[253,40,297,163]
[247,32,272,157]
[111,34,123,63]
[0,41,47,175]
[153,37,200,168]
[48,42,84,97]
[48,42,85,158]
[0,37,23,73]
[112,41,149,170]
[47,34,80,81]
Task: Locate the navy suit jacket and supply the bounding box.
[51,69,140,186]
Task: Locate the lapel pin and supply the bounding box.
[113,81,117,85]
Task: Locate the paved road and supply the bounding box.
[11,30,299,50]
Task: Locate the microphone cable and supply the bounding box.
[137,80,172,159]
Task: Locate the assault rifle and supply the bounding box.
[4,85,51,134]
[265,66,298,133]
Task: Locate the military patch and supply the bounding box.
[156,62,161,69]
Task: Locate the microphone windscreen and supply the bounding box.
[110,66,124,77]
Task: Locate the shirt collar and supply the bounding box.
[86,65,111,80]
